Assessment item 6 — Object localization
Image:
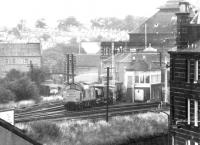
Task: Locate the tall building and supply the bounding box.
[169,2,200,145]
[0,43,41,77]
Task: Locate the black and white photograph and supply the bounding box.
[0,0,200,145]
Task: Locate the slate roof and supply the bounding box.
[135,11,177,33]
[126,59,160,71]
[76,54,100,67]
[134,0,185,33]
[103,52,161,64]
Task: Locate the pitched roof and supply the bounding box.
[103,52,161,64]
[135,11,177,33]
[126,59,160,71]
[134,0,186,33]
[0,43,41,57]
[76,54,100,67]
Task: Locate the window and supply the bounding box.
[127,76,133,88]
[186,140,191,145]
[186,59,190,83]
[135,75,139,83]
[195,142,198,145]
[194,100,198,127]
[194,60,198,83]
[5,58,8,64]
[24,58,28,64]
[145,75,150,83]
[188,98,190,125]
[13,58,15,64]
[151,75,155,83]
[187,99,198,126]
[140,75,144,83]
[172,136,175,145]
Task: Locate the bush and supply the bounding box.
[19,112,168,145]
[8,77,39,101]
[0,87,16,104]
[28,121,61,143]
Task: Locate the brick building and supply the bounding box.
[0,43,41,77]
[169,1,200,145]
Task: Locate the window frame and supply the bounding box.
[194,59,198,83]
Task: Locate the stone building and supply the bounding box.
[0,43,41,77]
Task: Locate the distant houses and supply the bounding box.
[0,43,41,77]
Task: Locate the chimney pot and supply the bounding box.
[179,2,190,13]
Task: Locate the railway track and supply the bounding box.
[15,102,162,123]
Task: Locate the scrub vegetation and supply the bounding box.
[16,112,168,145]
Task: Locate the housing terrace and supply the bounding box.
[0,43,41,56]
[0,43,42,77]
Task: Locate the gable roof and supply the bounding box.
[0,118,41,145]
[134,0,185,33]
[0,43,41,57]
[135,11,177,33]
[76,54,100,67]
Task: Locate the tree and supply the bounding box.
[90,16,146,31]
[35,18,47,29]
[8,77,39,101]
[16,19,26,31]
[40,33,50,41]
[123,15,146,31]
[0,87,16,104]
[5,69,24,81]
[27,67,49,87]
[57,17,82,31]
[8,27,21,38]
[91,17,123,29]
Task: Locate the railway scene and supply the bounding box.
[0,0,200,145]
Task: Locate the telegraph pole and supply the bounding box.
[111,42,116,102]
[145,24,147,49]
[72,54,75,83]
[65,54,76,84]
[164,56,168,103]
[67,54,70,83]
[30,60,33,81]
[106,67,109,122]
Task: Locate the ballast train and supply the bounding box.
[61,83,115,111]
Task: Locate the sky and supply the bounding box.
[0,0,199,28]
